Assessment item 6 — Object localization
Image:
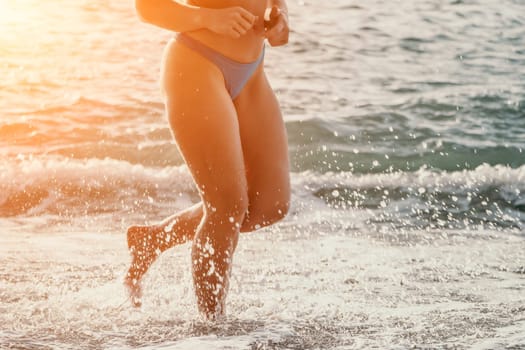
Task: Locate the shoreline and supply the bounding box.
[1,227,524,349]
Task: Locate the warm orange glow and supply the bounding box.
[0,0,19,26]
[0,0,40,35]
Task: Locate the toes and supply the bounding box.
[129,284,142,307]
[131,295,142,308]
[124,276,143,308]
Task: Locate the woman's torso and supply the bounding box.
[186,0,267,62]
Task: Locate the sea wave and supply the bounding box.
[295,163,525,231]
[1,157,523,231]
[0,157,196,218]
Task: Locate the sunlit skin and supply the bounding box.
[125,0,291,319]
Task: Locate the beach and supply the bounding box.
[1,0,524,348]
[1,222,524,348]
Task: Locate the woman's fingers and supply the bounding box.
[208,7,258,39]
[265,11,289,46]
[265,21,283,38]
[235,9,257,34]
[237,7,257,25]
[232,25,243,38]
[236,16,254,32]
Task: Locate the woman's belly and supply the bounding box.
[185,0,267,62]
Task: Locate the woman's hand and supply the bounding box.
[204,7,258,39]
[264,6,289,46]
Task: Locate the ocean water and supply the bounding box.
[1,0,524,349]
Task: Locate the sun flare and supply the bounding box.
[0,0,15,21]
[1,0,40,27]
[0,0,23,28]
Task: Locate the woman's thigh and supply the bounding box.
[161,39,248,214]
[234,65,291,222]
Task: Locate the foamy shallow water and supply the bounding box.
[1,153,524,349]
[1,219,524,349]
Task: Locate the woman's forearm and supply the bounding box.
[135,0,210,32]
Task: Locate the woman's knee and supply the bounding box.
[241,190,290,232]
[203,188,249,226]
[194,190,248,256]
[265,199,290,224]
[276,197,291,219]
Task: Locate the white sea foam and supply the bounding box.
[2,157,523,206]
[292,163,525,195]
[1,226,524,349]
[1,158,524,232]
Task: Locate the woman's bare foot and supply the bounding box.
[124,225,159,307]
